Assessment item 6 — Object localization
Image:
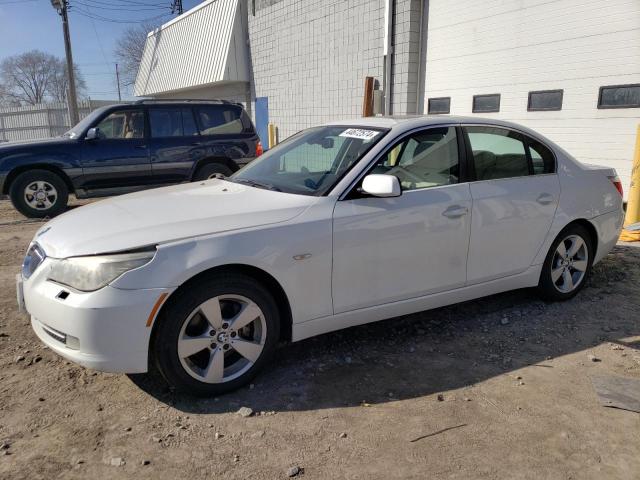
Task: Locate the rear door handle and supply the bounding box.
[442,205,469,218]
[536,193,555,205]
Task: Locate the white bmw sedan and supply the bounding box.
[19,116,624,395]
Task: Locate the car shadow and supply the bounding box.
[128,244,640,414]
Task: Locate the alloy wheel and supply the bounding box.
[24,181,58,211]
[550,234,588,293]
[177,294,266,384]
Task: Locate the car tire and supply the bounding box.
[9,169,69,219]
[537,223,594,302]
[152,272,280,396]
[193,163,233,181]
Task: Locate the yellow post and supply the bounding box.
[620,124,640,242]
[268,123,277,149]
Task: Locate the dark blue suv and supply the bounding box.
[0,100,263,218]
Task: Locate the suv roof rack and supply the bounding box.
[133,99,239,105]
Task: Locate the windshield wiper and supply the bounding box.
[233,178,282,192]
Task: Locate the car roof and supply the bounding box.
[325,115,555,146]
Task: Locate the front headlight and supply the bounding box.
[47,249,156,292]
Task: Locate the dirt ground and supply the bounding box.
[0,197,638,480]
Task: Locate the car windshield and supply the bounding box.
[62,106,111,139]
[231,125,388,196]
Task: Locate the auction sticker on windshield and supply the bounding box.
[339,128,380,140]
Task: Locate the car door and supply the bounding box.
[148,107,204,184]
[80,107,151,189]
[463,125,560,284]
[332,126,472,314]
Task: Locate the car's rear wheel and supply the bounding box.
[193,163,233,181]
[537,224,593,301]
[9,169,69,218]
[152,273,280,396]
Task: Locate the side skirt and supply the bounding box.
[292,265,542,342]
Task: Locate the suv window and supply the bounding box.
[370,127,459,191]
[149,108,198,138]
[96,109,144,139]
[465,126,529,180]
[196,106,245,135]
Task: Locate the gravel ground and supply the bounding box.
[0,197,639,480]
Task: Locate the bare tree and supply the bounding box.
[0,50,86,106]
[0,50,57,105]
[114,23,156,87]
[47,59,87,103]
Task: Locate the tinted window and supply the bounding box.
[427,97,451,114]
[528,139,555,174]
[370,127,459,191]
[96,109,144,139]
[528,90,563,111]
[149,108,198,138]
[197,106,245,134]
[472,94,500,113]
[466,126,529,180]
[598,84,640,109]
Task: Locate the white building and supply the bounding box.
[136,0,640,194]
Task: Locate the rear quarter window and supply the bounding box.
[196,105,248,135]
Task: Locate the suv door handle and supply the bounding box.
[442,205,469,218]
[134,145,147,150]
[190,142,202,146]
[536,193,555,205]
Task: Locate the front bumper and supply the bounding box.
[23,267,171,373]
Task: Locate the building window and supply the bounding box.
[472,94,500,113]
[528,90,563,111]
[427,97,451,114]
[598,84,640,109]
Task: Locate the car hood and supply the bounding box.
[0,137,72,152]
[35,180,318,258]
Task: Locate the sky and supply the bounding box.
[0,0,202,100]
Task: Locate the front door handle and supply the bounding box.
[536,193,555,205]
[134,145,147,150]
[442,205,469,218]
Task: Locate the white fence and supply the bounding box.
[0,100,120,142]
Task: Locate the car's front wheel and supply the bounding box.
[152,272,280,396]
[537,224,593,301]
[9,169,69,218]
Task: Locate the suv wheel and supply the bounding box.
[194,163,233,181]
[537,224,593,301]
[9,169,69,218]
[152,272,280,396]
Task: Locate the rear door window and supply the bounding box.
[149,108,198,138]
[465,126,530,180]
[196,106,246,135]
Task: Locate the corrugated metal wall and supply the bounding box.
[135,0,248,97]
[0,100,118,142]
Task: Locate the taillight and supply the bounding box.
[609,175,623,196]
[255,141,263,157]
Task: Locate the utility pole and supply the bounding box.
[115,63,122,101]
[51,0,80,126]
[171,0,183,15]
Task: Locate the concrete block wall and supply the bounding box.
[248,0,386,139]
[390,0,422,115]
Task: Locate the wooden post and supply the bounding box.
[362,76,374,117]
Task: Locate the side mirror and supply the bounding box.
[86,127,100,140]
[360,174,401,197]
